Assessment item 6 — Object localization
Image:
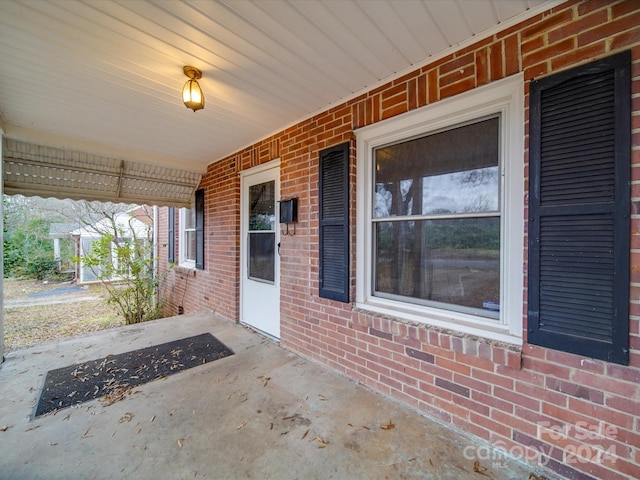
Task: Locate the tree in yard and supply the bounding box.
[3,195,61,279]
[76,207,165,325]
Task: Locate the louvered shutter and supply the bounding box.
[168,207,175,264]
[195,188,205,270]
[528,51,630,365]
[319,142,350,302]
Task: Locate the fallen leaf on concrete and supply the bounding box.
[237,421,247,430]
[473,460,490,477]
[263,377,271,387]
[82,428,92,438]
[150,415,156,423]
[63,414,71,421]
[429,459,433,467]
[310,436,329,445]
[380,421,395,430]
[50,442,58,446]
[362,425,370,430]
[1,425,13,432]
[270,422,273,430]
[318,394,328,401]
[177,436,191,448]
[119,412,134,423]
[301,428,309,440]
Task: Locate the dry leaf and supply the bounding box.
[429,459,433,467]
[1,425,13,432]
[473,461,486,473]
[82,429,92,438]
[269,422,273,430]
[177,435,191,448]
[380,421,395,430]
[119,412,134,423]
[362,425,370,430]
[301,428,309,440]
[150,415,156,423]
[473,460,490,477]
[310,436,329,445]
[237,421,247,430]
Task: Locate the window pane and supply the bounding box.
[184,207,196,229]
[185,231,196,261]
[249,181,275,231]
[249,232,275,282]
[374,117,499,218]
[374,217,500,316]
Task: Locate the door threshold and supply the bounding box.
[240,322,280,344]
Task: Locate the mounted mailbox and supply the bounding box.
[279,198,297,224]
[279,198,298,236]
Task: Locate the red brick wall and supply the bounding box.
[158,2,640,478]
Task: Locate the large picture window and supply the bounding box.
[374,117,500,318]
[356,74,524,343]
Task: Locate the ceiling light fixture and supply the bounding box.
[182,66,204,112]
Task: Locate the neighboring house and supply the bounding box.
[48,222,80,274]
[157,3,640,480]
[73,211,151,284]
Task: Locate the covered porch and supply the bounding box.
[0,311,542,479]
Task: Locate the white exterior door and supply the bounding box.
[240,161,280,338]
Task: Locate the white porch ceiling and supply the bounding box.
[0,0,556,203]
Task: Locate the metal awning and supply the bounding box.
[2,138,202,208]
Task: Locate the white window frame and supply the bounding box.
[179,207,196,269]
[355,74,524,345]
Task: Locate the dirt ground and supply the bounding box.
[3,278,124,352]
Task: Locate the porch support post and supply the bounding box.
[0,121,5,363]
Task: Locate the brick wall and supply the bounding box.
[158,2,640,478]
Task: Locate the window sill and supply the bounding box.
[354,299,522,346]
[174,265,196,277]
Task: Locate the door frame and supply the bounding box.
[239,159,281,338]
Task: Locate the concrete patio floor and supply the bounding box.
[0,312,549,480]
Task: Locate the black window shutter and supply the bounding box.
[319,142,350,302]
[168,207,175,264]
[195,188,205,270]
[528,51,631,365]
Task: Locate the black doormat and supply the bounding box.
[34,333,233,417]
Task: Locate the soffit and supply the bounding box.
[0,0,558,203]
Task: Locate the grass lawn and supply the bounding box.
[3,278,125,352]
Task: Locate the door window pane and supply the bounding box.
[249,181,275,231]
[248,180,276,283]
[249,232,275,282]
